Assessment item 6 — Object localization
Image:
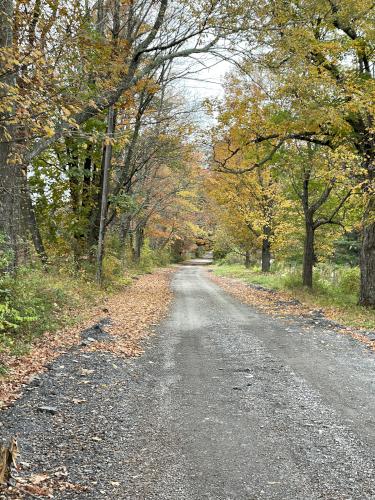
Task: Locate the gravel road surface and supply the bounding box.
[1,264,375,499]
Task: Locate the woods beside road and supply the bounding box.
[1,0,375,497]
[0,0,374,377]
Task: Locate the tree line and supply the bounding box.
[0,0,226,281]
[207,0,374,307]
[0,0,374,307]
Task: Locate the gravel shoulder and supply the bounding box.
[1,265,375,499]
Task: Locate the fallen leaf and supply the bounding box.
[22,483,53,497]
[30,473,49,485]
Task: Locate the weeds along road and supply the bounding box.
[2,264,375,499]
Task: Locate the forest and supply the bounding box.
[0,0,374,355]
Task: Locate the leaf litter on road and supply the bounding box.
[0,268,174,410]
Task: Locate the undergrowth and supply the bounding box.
[0,242,175,372]
[213,263,375,330]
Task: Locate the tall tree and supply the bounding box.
[0,0,18,270]
[1,0,224,270]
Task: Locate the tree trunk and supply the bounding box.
[21,170,48,264]
[119,213,131,259]
[133,225,144,263]
[0,153,21,272]
[81,146,92,209]
[87,157,104,253]
[0,0,20,272]
[359,195,375,307]
[96,106,115,284]
[303,220,315,288]
[261,225,271,272]
[245,250,251,268]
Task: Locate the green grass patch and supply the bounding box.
[213,264,285,290]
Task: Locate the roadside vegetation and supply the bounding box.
[213,259,374,330]
[0,243,183,373]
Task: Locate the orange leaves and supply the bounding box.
[84,269,174,358]
[0,269,174,410]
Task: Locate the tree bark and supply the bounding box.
[119,213,131,259]
[261,225,271,272]
[133,225,144,263]
[0,0,21,272]
[359,195,375,307]
[87,155,104,252]
[245,250,251,268]
[0,153,21,272]
[81,146,92,209]
[303,220,315,288]
[21,169,48,264]
[96,106,115,284]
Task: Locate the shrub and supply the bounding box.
[103,254,123,279]
[0,266,98,354]
[281,270,302,289]
[337,266,360,295]
[0,301,37,337]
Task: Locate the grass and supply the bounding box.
[213,263,375,331]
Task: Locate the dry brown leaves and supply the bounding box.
[0,438,18,486]
[0,268,175,410]
[208,272,375,352]
[84,268,174,357]
[1,469,89,499]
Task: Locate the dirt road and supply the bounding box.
[1,265,375,499]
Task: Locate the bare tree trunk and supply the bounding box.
[96,106,115,283]
[303,220,315,288]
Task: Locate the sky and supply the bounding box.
[181,56,232,100]
[175,54,233,128]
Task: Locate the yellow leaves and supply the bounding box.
[178,190,195,198]
[44,125,55,137]
[103,136,115,146]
